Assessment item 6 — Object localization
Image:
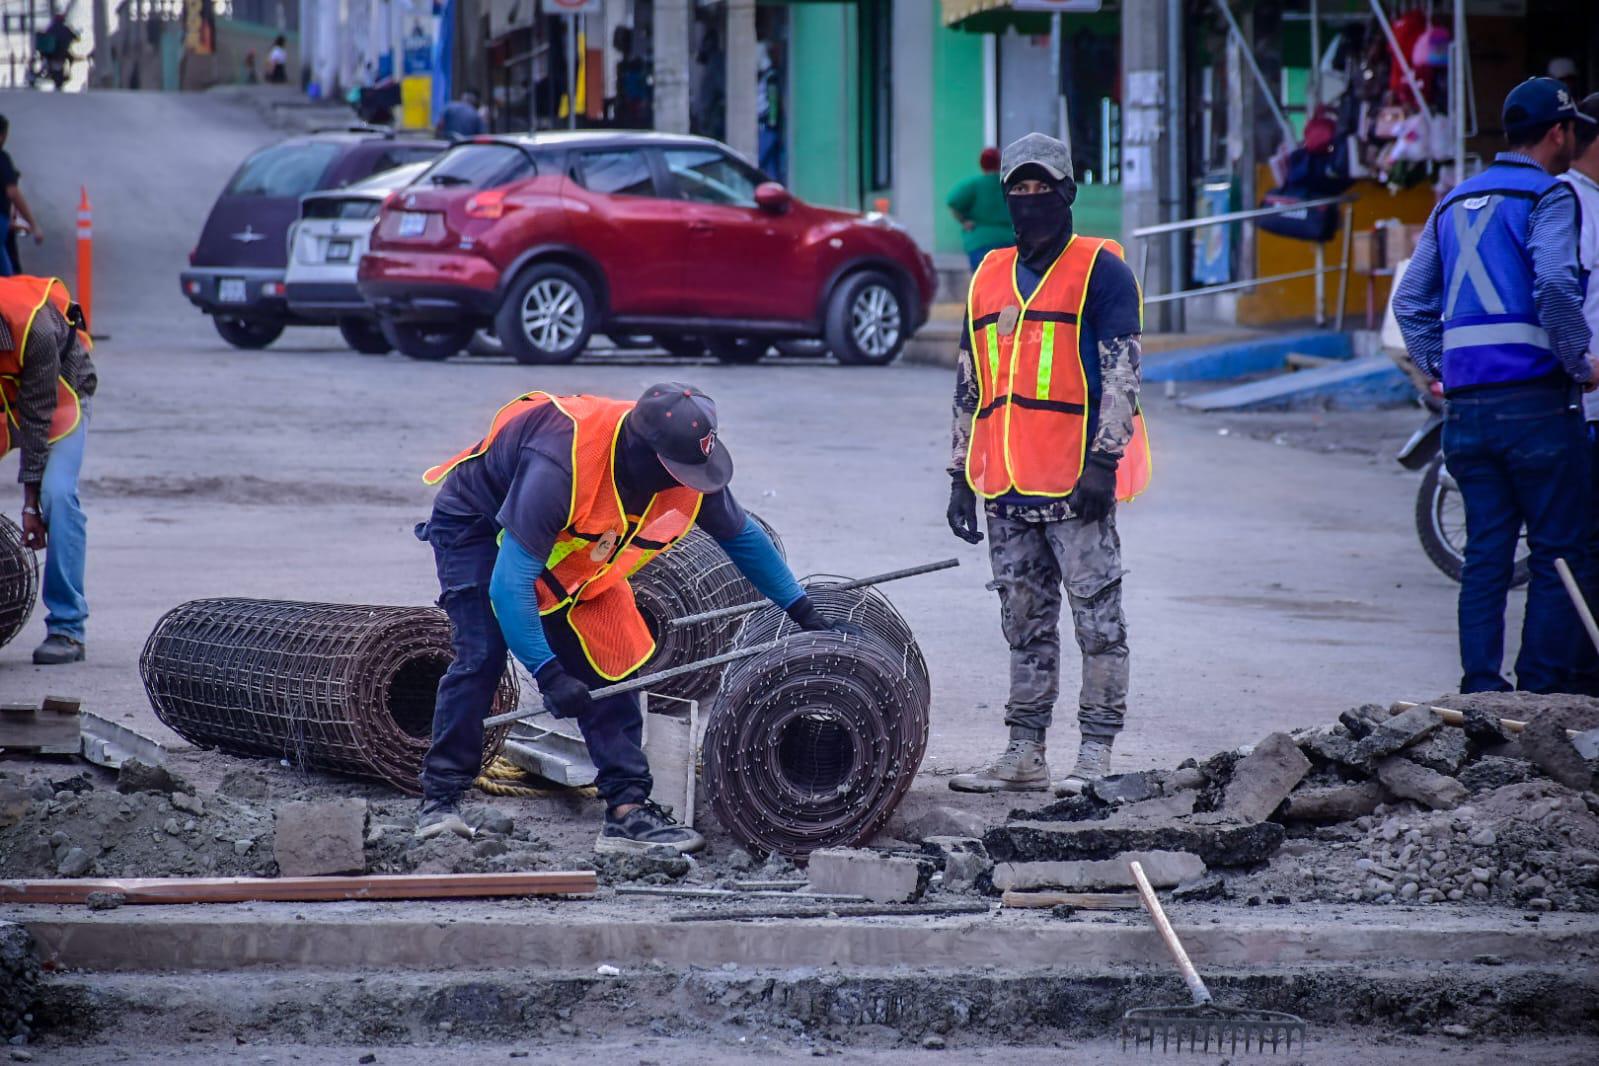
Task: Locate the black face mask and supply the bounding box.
[616,421,678,500]
[1006,188,1074,271]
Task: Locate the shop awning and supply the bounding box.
[941,0,1102,33]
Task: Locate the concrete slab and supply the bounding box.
[1145,329,1352,383]
[1181,355,1411,412]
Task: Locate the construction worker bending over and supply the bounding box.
[415,384,845,852]
[945,133,1151,797]
[0,276,96,664]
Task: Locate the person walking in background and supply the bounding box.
[1394,78,1597,694]
[947,148,1012,271]
[434,91,486,141]
[267,36,288,84]
[1559,92,1599,693]
[0,116,44,277]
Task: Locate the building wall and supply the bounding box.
[928,12,985,260]
[786,3,857,210]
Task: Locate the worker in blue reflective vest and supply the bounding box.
[1394,77,1597,694]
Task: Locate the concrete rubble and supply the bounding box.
[272,799,369,877]
[806,848,931,903]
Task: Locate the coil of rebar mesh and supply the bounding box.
[140,599,517,794]
[630,512,784,702]
[704,587,931,858]
[0,515,38,651]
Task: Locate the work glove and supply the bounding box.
[1070,452,1118,525]
[946,476,984,545]
[786,595,864,636]
[535,659,593,719]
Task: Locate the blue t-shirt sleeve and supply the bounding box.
[714,515,804,609]
[1082,251,1143,339]
[693,485,750,542]
[488,532,555,674]
[496,450,574,559]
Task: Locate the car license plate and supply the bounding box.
[398,212,428,238]
[325,239,352,262]
[218,278,247,303]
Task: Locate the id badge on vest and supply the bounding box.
[590,530,620,562]
[997,305,1020,336]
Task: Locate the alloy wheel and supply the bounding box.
[849,284,902,360]
[520,278,585,353]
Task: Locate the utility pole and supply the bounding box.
[92,0,110,88]
[724,0,756,159]
[652,0,690,134]
[1120,0,1184,331]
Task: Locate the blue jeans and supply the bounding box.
[1442,384,1588,693]
[415,510,651,807]
[41,399,89,640]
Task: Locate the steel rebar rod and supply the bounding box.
[667,558,959,629]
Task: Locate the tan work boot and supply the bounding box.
[949,739,1049,793]
[1053,738,1113,796]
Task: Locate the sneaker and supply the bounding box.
[948,739,1049,793]
[415,795,473,840]
[1053,738,1113,796]
[596,800,705,855]
[32,634,85,665]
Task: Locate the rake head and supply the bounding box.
[1121,1003,1308,1055]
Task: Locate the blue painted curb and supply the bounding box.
[1144,331,1352,383]
[1180,356,1411,412]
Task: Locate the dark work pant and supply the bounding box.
[1442,384,1588,694]
[416,510,652,808]
[1574,424,1599,695]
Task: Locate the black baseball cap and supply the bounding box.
[629,383,733,493]
[1503,76,1597,137]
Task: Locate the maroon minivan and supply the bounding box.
[180,128,445,350]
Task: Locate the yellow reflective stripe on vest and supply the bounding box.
[984,323,999,380]
[1037,322,1056,399]
[545,538,584,572]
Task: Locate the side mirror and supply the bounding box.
[754,182,792,213]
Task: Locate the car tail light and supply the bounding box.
[188,247,197,265]
[262,282,285,298]
[465,188,515,220]
[185,279,201,295]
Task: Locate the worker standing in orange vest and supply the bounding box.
[415,383,843,850]
[945,134,1151,798]
[0,275,96,665]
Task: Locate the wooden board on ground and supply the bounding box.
[0,870,598,905]
[1000,889,1140,910]
[0,698,81,754]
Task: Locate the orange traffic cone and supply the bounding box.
[75,187,92,332]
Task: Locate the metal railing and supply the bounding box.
[1131,195,1356,331]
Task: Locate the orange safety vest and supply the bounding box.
[424,392,703,681]
[964,238,1152,502]
[0,276,89,461]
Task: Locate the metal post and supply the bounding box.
[1452,0,1466,184]
[1210,0,1294,144]
[1308,0,1320,111]
[1314,242,1326,327]
[1164,0,1185,330]
[567,14,579,129]
[1334,202,1353,333]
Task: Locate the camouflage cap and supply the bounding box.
[1000,133,1073,185]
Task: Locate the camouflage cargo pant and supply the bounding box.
[986,511,1128,741]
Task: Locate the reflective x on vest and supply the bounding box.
[423,391,702,681]
[963,238,1151,502]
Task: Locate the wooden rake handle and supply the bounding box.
[1128,860,1213,1008]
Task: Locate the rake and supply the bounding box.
[1121,860,1308,1054]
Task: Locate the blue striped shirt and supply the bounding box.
[1393,152,1592,383]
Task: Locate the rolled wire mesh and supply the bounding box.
[0,515,37,651]
[704,582,931,858]
[630,512,784,701]
[140,598,517,794]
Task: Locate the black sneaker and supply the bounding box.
[595,800,705,855]
[415,795,473,841]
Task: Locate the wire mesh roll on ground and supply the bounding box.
[630,512,785,702]
[704,630,930,859]
[0,515,37,651]
[140,599,517,794]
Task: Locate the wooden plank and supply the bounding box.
[0,705,81,753]
[41,695,82,715]
[1000,890,1140,910]
[0,871,597,905]
[1391,701,1581,739]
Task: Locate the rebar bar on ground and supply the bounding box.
[0,515,38,651]
[140,598,517,794]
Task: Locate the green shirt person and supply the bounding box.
[947,147,1013,269]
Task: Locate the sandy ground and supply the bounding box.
[0,90,1471,801]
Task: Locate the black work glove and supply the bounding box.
[786,595,863,636]
[946,476,984,544]
[1070,452,1118,525]
[535,659,593,719]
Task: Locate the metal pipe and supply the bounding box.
[480,640,786,728]
[1367,0,1434,121]
[1308,0,1321,111]
[1209,0,1294,144]
[1334,202,1354,332]
[668,558,959,629]
[1131,194,1353,235]
[1452,0,1466,181]
[1165,0,1185,330]
[1314,243,1327,327]
[1141,264,1342,305]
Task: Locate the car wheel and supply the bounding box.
[706,336,772,365]
[825,271,907,366]
[338,317,393,356]
[496,263,596,365]
[380,319,474,362]
[655,334,707,359]
[213,316,284,350]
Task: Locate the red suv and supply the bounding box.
[358,132,935,365]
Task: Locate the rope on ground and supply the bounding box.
[474,755,599,799]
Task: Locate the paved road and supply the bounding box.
[0,91,1471,787]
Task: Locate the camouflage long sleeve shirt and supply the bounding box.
[6,303,98,484]
[948,325,1142,522]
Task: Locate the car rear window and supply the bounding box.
[576,150,656,197]
[302,198,383,221]
[225,141,344,198]
[421,144,536,189]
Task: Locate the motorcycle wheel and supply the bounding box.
[1416,456,1530,589]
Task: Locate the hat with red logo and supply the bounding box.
[630,383,734,493]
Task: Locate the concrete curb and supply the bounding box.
[1144,330,1352,383]
[12,902,1598,973]
[1180,355,1412,412]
